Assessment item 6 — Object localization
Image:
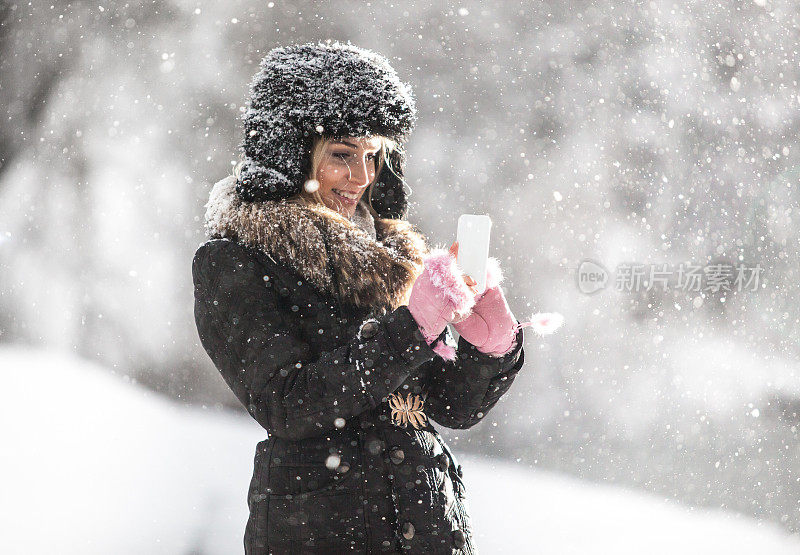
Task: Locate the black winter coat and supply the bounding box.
[192,177,525,554]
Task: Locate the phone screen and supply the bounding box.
[457,214,492,293]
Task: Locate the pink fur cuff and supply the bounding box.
[423,249,477,318]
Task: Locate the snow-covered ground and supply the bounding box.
[2,345,798,554]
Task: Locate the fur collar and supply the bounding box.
[351,201,377,239]
[204,176,427,311]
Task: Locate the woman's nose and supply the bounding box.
[348,157,373,187]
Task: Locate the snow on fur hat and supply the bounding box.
[236,41,417,219]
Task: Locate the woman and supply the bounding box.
[193,42,525,554]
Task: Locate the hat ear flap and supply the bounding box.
[371,147,408,219]
[236,134,313,203]
[235,160,294,202]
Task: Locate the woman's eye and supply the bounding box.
[333,152,377,161]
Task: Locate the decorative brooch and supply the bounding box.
[388,392,428,430]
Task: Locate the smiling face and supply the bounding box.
[314,136,383,218]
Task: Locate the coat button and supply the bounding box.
[435,453,449,472]
[402,521,415,540]
[389,447,405,465]
[360,320,379,339]
[452,528,466,548]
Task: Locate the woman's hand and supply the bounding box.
[408,243,478,345]
[449,242,478,296]
[452,259,519,357]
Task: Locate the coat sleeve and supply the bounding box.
[192,240,438,441]
[422,327,525,429]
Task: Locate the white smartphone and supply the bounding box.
[457,214,492,293]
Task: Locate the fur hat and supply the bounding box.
[236,41,417,219]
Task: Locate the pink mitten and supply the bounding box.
[453,259,518,357]
[408,249,476,346]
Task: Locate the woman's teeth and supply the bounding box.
[333,189,359,200]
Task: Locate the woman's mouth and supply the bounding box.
[332,188,360,205]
